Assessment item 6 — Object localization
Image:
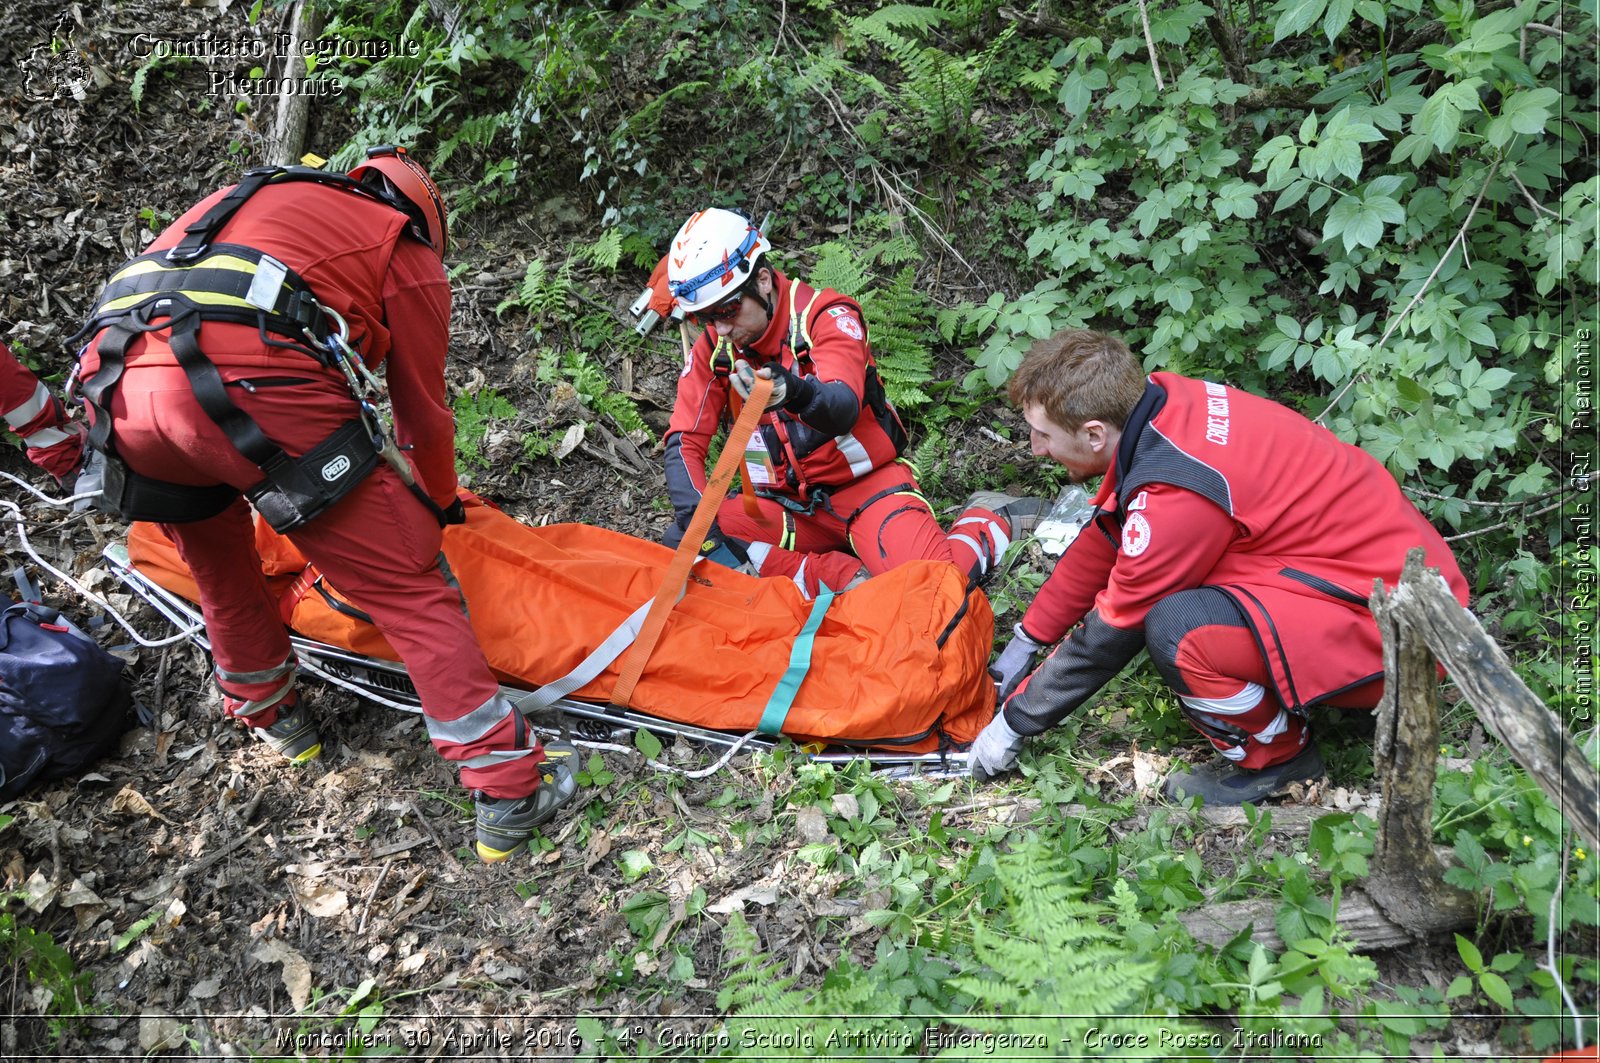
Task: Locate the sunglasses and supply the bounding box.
[687,292,745,327]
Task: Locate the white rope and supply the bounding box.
[0,496,203,648]
[571,731,762,779]
[297,654,760,778]
[0,469,101,509]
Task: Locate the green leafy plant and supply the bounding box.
[0,892,93,1047]
[451,387,519,471]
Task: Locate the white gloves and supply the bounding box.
[968,712,1026,780]
[731,359,788,410]
[989,623,1046,700]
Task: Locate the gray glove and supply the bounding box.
[968,712,1026,780]
[731,359,789,410]
[70,446,105,513]
[989,623,1046,700]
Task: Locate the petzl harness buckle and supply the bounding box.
[245,420,381,533]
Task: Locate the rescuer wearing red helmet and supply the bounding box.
[73,148,577,862]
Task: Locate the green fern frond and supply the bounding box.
[496,258,575,321]
[850,3,950,45]
[935,840,1209,1058]
[715,912,799,1013]
[584,229,623,272]
[714,913,929,1059]
[809,240,873,298]
[452,387,518,470]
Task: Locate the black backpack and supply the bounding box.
[0,602,139,801]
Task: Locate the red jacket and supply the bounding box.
[1006,372,1469,732]
[78,181,458,506]
[663,270,906,523]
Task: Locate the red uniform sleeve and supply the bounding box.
[1001,483,1238,734]
[380,237,457,508]
[663,332,734,514]
[1020,513,1119,644]
[1094,481,1238,630]
[803,305,868,395]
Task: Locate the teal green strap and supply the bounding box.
[757,588,836,736]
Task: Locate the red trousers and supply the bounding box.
[715,463,1010,595]
[1144,588,1383,769]
[105,365,542,797]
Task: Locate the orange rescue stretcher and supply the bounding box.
[105,495,995,772]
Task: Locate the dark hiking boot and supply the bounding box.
[1163,743,1325,805]
[961,491,1052,540]
[474,742,581,863]
[252,702,322,765]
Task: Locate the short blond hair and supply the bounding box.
[1007,330,1146,430]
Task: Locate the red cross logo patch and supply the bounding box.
[1122,513,1152,557]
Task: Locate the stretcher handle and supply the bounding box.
[609,374,773,710]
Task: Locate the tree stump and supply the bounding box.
[1362,549,1478,933]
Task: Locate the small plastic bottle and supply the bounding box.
[1033,484,1095,556]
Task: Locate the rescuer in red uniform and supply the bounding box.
[74,149,577,860]
[969,330,1469,803]
[662,208,1043,596]
[1,341,100,498]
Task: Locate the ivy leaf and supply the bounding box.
[1324,188,1404,251]
[1311,343,1348,382]
[1320,113,1384,181]
[1479,971,1515,1010]
[1322,0,1355,42]
[1395,375,1430,404]
[1155,276,1202,312]
[1213,180,1261,220]
[1455,933,1485,973]
[618,850,654,883]
[1060,69,1094,117]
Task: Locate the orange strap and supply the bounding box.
[740,400,765,522]
[610,374,774,710]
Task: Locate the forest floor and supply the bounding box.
[0,1,1532,1059]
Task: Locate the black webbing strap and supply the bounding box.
[163,301,287,467]
[81,322,131,456]
[934,577,979,651]
[169,169,278,261]
[167,166,405,263]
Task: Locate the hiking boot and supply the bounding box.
[474,742,581,863]
[252,702,322,765]
[962,491,1052,539]
[1163,743,1325,805]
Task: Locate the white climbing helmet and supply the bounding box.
[665,208,771,314]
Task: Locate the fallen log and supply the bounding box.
[1181,888,1410,952]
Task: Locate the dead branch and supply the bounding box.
[268,1,321,167]
[1375,551,1599,853]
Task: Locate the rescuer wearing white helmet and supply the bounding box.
[657,207,1046,597]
